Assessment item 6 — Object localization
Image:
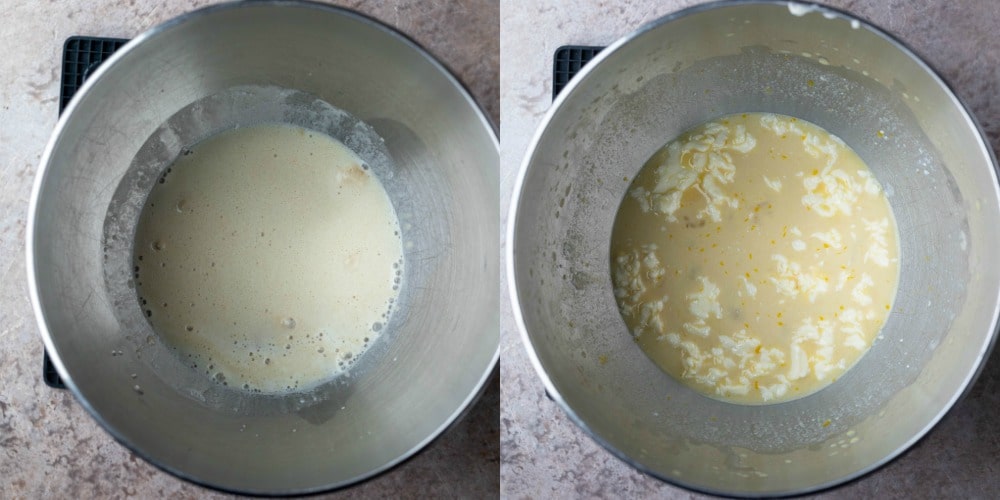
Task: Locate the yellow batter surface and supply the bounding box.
[134,124,403,394]
[611,113,899,404]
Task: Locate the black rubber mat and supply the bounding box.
[552,45,603,99]
[59,36,128,112]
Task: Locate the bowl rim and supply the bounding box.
[27,0,500,496]
[506,0,1000,496]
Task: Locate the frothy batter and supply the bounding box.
[134,124,403,394]
[611,113,899,404]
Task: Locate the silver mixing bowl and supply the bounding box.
[509,1,999,496]
[28,1,498,494]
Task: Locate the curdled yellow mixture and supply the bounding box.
[611,113,899,404]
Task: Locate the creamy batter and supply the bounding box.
[134,124,403,393]
[611,113,899,404]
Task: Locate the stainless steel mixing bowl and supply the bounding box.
[28,1,498,494]
[509,1,999,496]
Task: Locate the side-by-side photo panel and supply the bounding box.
[502,0,1000,498]
[1,0,498,498]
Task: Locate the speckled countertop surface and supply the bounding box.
[0,0,498,498]
[500,0,1000,498]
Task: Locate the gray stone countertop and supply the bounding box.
[500,0,1000,498]
[0,0,498,498]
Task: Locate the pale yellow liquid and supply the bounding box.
[611,113,899,404]
[134,124,403,393]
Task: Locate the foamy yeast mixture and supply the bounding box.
[134,124,403,393]
[611,113,899,404]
